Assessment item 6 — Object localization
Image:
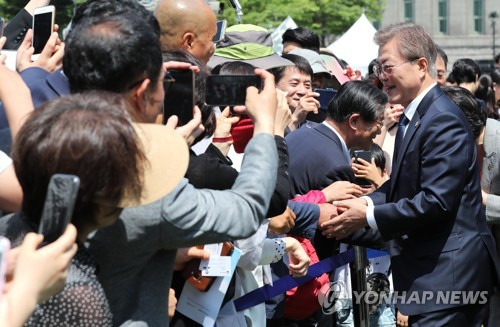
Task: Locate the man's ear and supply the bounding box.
[416,57,429,77]
[348,113,361,131]
[129,78,151,121]
[180,32,195,51]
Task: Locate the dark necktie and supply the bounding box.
[393,113,409,160]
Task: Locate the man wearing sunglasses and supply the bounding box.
[322,22,500,326]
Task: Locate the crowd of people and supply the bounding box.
[0,0,498,326]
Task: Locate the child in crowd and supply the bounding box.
[333,143,395,327]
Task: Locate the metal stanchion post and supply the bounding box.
[350,246,369,327]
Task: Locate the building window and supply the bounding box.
[473,0,484,33]
[438,0,447,34]
[403,0,414,22]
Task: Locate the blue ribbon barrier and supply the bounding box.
[233,248,388,311]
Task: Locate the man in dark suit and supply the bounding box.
[286,80,387,197]
[322,23,500,326]
[3,0,51,50]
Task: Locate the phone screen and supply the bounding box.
[354,150,372,163]
[162,70,195,126]
[38,174,80,245]
[33,12,53,54]
[205,75,262,107]
[213,20,227,43]
[315,88,337,111]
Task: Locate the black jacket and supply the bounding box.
[186,136,290,217]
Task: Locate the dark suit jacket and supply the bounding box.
[0,68,69,130]
[285,122,383,259]
[4,9,31,50]
[21,68,70,109]
[286,122,354,197]
[0,68,69,153]
[369,85,500,315]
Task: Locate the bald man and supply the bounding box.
[154,0,217,63]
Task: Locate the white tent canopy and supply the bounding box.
[327,13,378,76]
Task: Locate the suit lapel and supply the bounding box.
[390,85,443,197]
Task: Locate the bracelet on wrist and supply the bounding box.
[212,136,233,143]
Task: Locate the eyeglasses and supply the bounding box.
[373,58,419,78]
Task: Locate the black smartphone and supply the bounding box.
[38,174,80,245]
[315,88,337,111]
[213,20,227,43]
[205,75,262,107]
[162,69,195,126]
[353,150,372,187]
[32,6,55,54]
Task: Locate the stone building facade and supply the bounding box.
[381,0,500,72]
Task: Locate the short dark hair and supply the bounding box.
[451,58,481,84]
[374,22,437,78]
[491,68,500,84]
[72,0,160,36]
[368,58,378,76]
[370,143,386,171]
[495,53,500,65]
[446,71,456,84]
[272,54,313,84]
[475,74,499,119]
[162,50,215,143]
[218,61,256,75]
[442,86,486,139]
[327,81,387,123]
[13,92,145,231]
[436,45,448,68]
[282,27,320,53]
[64,14,162,94]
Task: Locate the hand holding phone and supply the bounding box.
[205,74,262,107]
[353,150,372,187]
[162,69,195,126]
[38,174,80,246]
[32,5,55,55]
[213,20,227,43]
[315,88,337,111]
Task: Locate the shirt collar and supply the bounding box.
[403,82,437,121]
[322,121,351,163]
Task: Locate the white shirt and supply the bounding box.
[322,121,351,163]
[365,82,437,231]
[0,150,12,174]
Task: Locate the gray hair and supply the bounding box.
[374,22,437,79]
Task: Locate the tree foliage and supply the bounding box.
[0,0,87,32]
[219,0,385,45]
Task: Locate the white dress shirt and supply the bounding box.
[322,121,351,163]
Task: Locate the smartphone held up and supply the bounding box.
[38,174,80,246]
[162,69,195,126]
[32,5,55,55]
[353,150,372,188]
[205,75,262,107]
